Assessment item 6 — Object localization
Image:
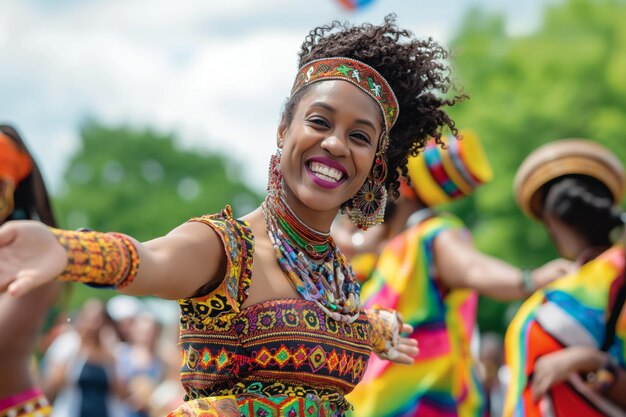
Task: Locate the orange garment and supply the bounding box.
[0,133,32,184]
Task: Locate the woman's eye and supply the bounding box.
[309,118,330,127]
[351,132,371,144]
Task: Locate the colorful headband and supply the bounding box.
[0,132,32,185]
[290,57,399,150]
[514,139,625,220]
[404,129,493,207]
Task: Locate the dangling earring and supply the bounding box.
[267,148,283,200]
[345,152,388,230]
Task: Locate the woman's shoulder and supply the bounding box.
[188,205,255,246]
[180,205,256,310]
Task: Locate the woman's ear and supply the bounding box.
[276,115,288,149]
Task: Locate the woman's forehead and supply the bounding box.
[298,80,384,126]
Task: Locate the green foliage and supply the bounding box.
[53,122,262,308]
[446,0,626,334]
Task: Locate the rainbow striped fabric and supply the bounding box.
[405,130,493,207]
[503,244,626,417]
[347,214,487,417]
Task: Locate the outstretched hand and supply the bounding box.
[0,220,67,297]
[532,258,576,290]
[386,323,419,365]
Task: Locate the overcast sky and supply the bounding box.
[0,0,558,193]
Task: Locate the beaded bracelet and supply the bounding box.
[520,269,535,295]
[367,306,402,360]
[586,355,619,394]
[49,228,140,289]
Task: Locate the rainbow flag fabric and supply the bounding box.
[503,244,626,417]
[347,214,487,417]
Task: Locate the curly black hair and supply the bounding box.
[282,14,464,200]
[543,175,624,247]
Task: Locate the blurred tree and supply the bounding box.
[446,0,626,334]
[54,122,262,308]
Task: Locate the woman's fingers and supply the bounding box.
[401,323,414,334]
[392,352,414,365]
[531,376,548,402]
[0,223,17,247]
[7,270,40,297]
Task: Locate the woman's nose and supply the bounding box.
[320,132,349,157]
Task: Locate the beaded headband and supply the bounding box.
[290,57,399,151]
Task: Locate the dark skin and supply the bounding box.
[530,218,626,410]
[531,346,626,409]
[0,180,60,399]
[336,192,573,299]
[0,80,418,365]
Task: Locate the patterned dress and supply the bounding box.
[503,244,626,417]
[347,213,487,417]
[0,388,52,417]
[167,207,375,417]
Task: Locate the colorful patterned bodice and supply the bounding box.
[175,207,374,416]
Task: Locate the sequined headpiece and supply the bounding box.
[290,57,399,151]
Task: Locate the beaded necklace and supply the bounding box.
[274,199,330,260]
[264,151,362,323]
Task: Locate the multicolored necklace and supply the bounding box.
[264,151,362,323]
[273,197,331,260]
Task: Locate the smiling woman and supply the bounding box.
[0,14,461,417]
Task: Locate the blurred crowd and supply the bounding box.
[36,295,184,417]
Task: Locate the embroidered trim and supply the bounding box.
[290,57,399,146]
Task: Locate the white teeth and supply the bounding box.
[309,161,344,182]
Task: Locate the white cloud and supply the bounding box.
[0,0,553,194]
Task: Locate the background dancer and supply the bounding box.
[504,139,626,416]
[0,124,59,417]
[347,131,572,417]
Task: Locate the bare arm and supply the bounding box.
[120,222,227,299]
[0,220,227,300]
[532,346,626,409]
[433,229,574,300]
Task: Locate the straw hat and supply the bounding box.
[514,139,625,220]
[405,129,493,207]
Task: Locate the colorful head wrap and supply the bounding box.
[290,57,399,151]
[404,129,493,207]
[0,132,33,221]
[514,139,625,221]
[0,132,32,185]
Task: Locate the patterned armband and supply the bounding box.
[49,228,139,289]
[367,306,402,360]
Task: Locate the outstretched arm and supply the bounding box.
[433,229,574,300]
[0,220,227,300]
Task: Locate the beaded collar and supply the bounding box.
[263,152,361,323]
